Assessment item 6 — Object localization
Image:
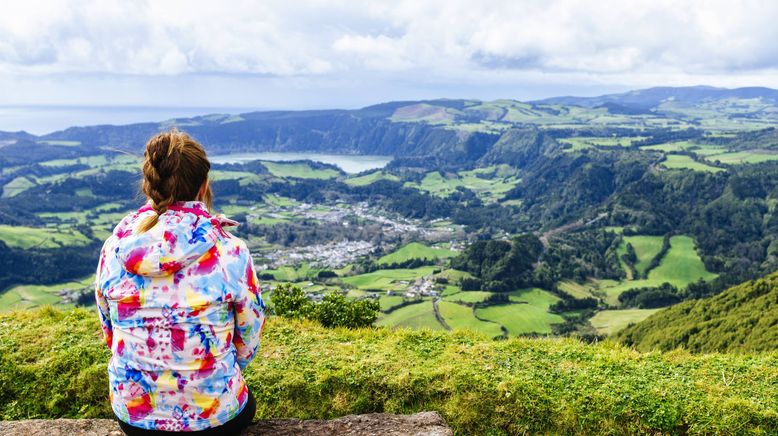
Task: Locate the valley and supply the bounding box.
[1,86,777,342]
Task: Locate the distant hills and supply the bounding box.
[616,271,778,353]
[534,85,778,109]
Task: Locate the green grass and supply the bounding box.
[442,291,494,303]
[558,136,638,151]
[378,295,406,312]
[0,276,94,311]
[0,225,91,249]
[475,303,564,335]
[375,300,443,330]
[377,242,456,265]
[261,161,340,179]
[616,235,665,278]
[705,150,778,164]
[601,236,717,305]
[2,176,36,198]
[405,166,521,203]
[661,154,724,173]
[508,288,560,307]
[341,267,437,291]
[438,301,504,338]
[590,309,661,336]
[1,308,777,434]
[557,280,597,299]
[344,171,400,186]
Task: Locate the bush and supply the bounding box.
[1,307,777,434]
[271,283,379,328]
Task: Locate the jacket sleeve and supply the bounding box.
[94,241,113,349]
[232,244,267,370]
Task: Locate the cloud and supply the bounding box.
[3,0,778,109]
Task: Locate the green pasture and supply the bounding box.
[375,300,444,330]
[377,242,456,265]
[0,225,91,249]
[661,154,723,173]
[260,161,340,179]
[0,276,94,311]
[344,171,400,186]
[438,301,504,338]
[341,266,437,291]
[589,309,661,336]
[475,303,564,336]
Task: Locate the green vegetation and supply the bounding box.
[616,235,664,277]
[0,276,94,311]
[590,309,661,336]
[405,166,521,203]
[344,171,400,186]
[437,301,503,338]
[261,161,340,179]
[706,150,778,164]
[600,235,716,306]
[0,225,91,249]
[618,272,778,353]
[7,307,776,434]
[342,267,437,291]
[375,300,443,330]
[661,154,724,173]
[271,283,379,329]
[377,242,456,265]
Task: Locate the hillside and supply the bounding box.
[617,271,778,353]
[1,307,777,434]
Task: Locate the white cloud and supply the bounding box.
[2,0,778,108]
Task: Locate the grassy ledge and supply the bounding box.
[1,307,777,434]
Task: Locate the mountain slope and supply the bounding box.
[616,271,778,352]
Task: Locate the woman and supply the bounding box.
[95,129,266,435]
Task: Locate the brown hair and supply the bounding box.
[138,129,212,232]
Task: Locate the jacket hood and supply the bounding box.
[114,201,238,277]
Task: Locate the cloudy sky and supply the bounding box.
[2,0,778,111]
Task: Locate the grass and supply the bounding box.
[405,166,521,203]
[442,291,494,304]
[344,171,400,187]
[1,176,36,198]
[261,161,340,179]
[557,280,597,299]
[475,303,564,335]
[1,308,777,434]
[341,267,437,291]
[508,288,560,307]
[600,235,717,305]
[377,242,456,265]
[589,309,661,336]
[616,235,665,278]
[661,154,724,173]
[437,301,504,338]
[378,295,406,312]
[375,300,443,330]
[0,276,94,311]
[705,150,778,165]
[0,225,91,249]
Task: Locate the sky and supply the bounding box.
[2,0,778,113]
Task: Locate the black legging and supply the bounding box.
[116,389,256,436]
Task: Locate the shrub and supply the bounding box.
[271,283,379,328]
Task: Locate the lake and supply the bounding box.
[210,152,393,174]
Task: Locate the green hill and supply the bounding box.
[617,271,778,353]
[1,307,777,434]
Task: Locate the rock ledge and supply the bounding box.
[0,411,452,436]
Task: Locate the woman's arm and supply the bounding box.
[94,242,113,349]
[232,244,267,370]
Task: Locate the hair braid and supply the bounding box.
[137,129,211,232]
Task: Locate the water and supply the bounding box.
[210,152,393,174]
[0,105,259,135]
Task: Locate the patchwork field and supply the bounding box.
[0,225,92,249]
[705,150,778,164]
[661,154,724,172]
[341,266,437,291]
[377,242,456,265]
[344,171,400,186]
[405,165,520,203]
[375,300,443,330]
[600,235,717,305]
[589,309,661,336]
[438,301,504,338]
[0,276,94,311]
[475,303,564,335]
[260,161,340,179]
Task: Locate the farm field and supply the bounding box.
[616,235,664,278]
[377,242,456,265]
[438,301,504,338]
[600,235,717,305]
[475,303,564,335]
[375,300,443,330]
[344,171,400,186]
[589,309,661,336]
[0,225,92,249]
[260,161,340,179]
[341,266,437,291]
[705,150,778,164]
[0,276,94,311]
[661,154,724,172]
[405,165,520,202]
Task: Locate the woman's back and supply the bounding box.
[95,131,265,433]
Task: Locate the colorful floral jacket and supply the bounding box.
[95,201,266,431]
